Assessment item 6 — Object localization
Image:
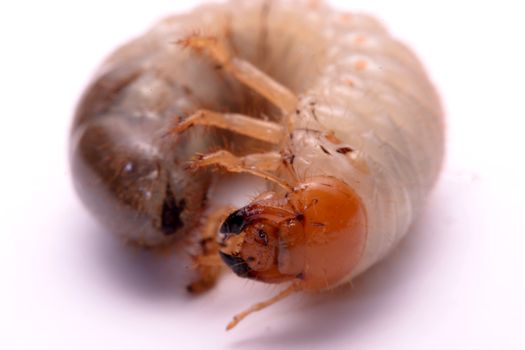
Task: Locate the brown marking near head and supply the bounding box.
[281,149,296,165]
[310,101,319,121]
[325,131,342,145]
[336,146,354,154]
[319,145,331,155]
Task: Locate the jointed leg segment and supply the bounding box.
[177,33,303,323]
[178,34,298,115]
[188,150,292,191]
[187,207,234,294]
[175,110,285,144]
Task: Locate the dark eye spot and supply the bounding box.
[257,229,268,246]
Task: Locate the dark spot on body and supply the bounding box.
[296,272,305,280]
[246,256,255,262]
[199,237,213,246]
[201,190,208,207]
[319,145,331,155]
[161,185,185,235]
[310,101,319,121]
[295,213,305,222]
[336,146,354,154]
[282,151,295,165]
[182,85,193,95]
[311,111,318,121]
[199,237,214,253]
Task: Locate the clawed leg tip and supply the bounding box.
[225,315,241,331]
[175,34,217,51]
[173,123,190,134]
[184,154,206,171]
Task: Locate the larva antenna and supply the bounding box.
[226,282,302,330]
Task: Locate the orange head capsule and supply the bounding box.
[219,176,367,291]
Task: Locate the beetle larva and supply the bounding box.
[171,0,444,328]
[72,0,444,329]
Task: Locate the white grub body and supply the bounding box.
[170,0,444,284]
[263,2,445,280]
[164,0,445,283]
[75,0,444,283]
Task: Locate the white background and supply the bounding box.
[1,1,524,349]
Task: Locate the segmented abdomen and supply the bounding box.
[283,3,444,278]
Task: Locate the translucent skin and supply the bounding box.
[72,0,444,289]
[70,2,277,246]
[69,19,235,246]
[193,0,444,286]
[220,176,367,291]
[70,62,213,246]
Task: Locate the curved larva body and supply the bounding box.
[281,9,445,280]
[71,0,444,327]
[178,0,443,285]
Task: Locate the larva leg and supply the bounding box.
[226,282,302,331]
[187,207,234,294]
[175,109,285,144]
[189,150,292,191]
[178,35,298,114]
